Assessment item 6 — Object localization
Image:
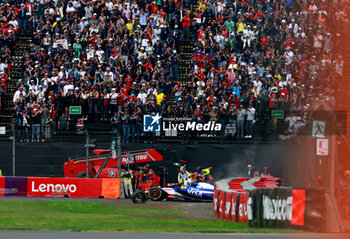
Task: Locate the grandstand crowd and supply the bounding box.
[0,0,346,143]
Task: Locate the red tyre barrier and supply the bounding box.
[230,192,238,222]
[238,192,249,223]
[213,189,220,218]
[218,190,226,220]
[224,192,232,222]
[291,189,306,226]
[214,177,282,223]
[0,177,5,196]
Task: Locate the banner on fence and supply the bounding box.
[248,187,293,228]
[0,177,120,199]
[213,189,249,223]
[248,188,325,231]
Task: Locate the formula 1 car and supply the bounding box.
[131,182,214,203]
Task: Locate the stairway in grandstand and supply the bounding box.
[0,35,32,126]
[178,38,194,92]
[168,38,194,115]
[168,0,197,115]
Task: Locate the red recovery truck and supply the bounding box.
[63,148,165,190]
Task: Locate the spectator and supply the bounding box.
[245,104,256,138]
[58,112,69,142]
[1,0,343,145]
[20,111,30,142]
[44,115,53,142]
[31,107,41,142]
[224,119,236,144]
[122,110,131,144]
[40,103,49,142]
[237,105,246,138]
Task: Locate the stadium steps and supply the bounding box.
[0,35,32,126]
[170,39,194,115]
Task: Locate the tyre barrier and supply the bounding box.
[0,176,121,198]
[214,176,283,223]
[214,177,326,231]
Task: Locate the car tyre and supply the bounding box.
[131,190,148,204]
[148,186,164,201]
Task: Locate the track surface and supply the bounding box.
[0,231,348,239]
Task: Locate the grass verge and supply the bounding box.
[0,200,298,233]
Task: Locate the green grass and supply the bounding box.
[0,200,297,233]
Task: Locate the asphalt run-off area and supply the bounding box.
[0,231,348,239]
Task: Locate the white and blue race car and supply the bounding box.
[132,182,214,203]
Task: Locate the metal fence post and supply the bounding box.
[117,133,121,178]
[12,125,15,176]
[116,133,125,198]
[86,129,89,178]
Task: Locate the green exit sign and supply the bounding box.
[69,106,82,115]
[271,110,284,119]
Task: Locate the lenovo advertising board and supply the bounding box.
[0,177,120,199]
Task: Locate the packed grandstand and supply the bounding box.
[0,0,346,143]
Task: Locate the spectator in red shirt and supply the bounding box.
[268,93,278,109]
[261,33,269,50]
[182,12,191,40]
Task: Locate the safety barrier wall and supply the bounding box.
[213,176,282,223]
[213,180,325,232]
[213,188,249,223]
[213,177,250,223]
[0,176,120,199]
[248,188,325,231]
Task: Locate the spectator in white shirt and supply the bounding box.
[13,86,26,102]
[245,105,255,138]
[137,88,147,104]
[63,81,74,96]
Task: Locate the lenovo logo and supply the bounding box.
[31,181,77,193]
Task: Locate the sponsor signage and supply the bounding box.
[316,139,329,156]
[238,192,249,222]
[213,189,219,218]
[224,192,232,222]
[218,190,226,220]
[213,189,249,223]
[248,188,293,227]
[0,177,120,199]
[214,182,324,230]
[261,194,293,221]
[27,177,103,198]
[248,188,325,231]
[121,153,150,164]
